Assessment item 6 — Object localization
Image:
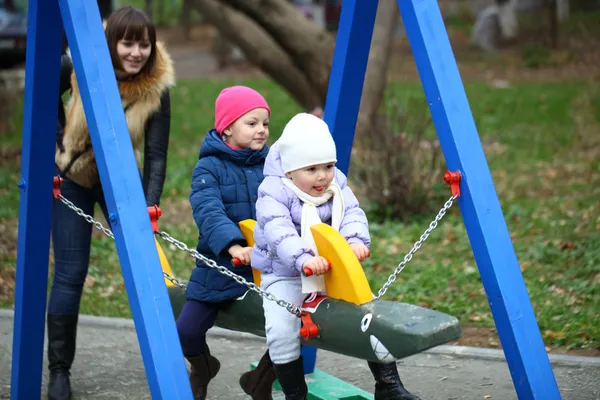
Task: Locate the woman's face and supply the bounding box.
[116,29,151,75]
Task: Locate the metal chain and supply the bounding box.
[58,191,455,310]
[56,195,302,317]
[58,195,186,289]
[58,195,115,239]
[374,195,457,300]
[157,231,302,317]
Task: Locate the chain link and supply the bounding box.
[157,231,302,317]
[56,195,302,317]
[374,195,457,300]
[58,190,455,311]
[58,195,115,239]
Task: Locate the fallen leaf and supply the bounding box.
[100,285,115,298]
[560,242,575,251]
[549,285,566,295]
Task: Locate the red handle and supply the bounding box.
[302,267,313,276]
[232,258,243,266]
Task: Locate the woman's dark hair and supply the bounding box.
[105,6,157,76]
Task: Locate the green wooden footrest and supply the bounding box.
[250,361,374,400]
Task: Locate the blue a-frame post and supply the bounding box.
[321,0,561,399]
[11,1,192,399]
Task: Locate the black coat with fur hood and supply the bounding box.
[55,42,174,207]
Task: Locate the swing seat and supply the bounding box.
[166,220,462,362]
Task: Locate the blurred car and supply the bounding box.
[0,0,27,68]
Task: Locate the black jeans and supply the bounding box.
[48,177,110,315]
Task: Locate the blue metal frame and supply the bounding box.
[12,0,560,398]
[56,1,192,398]
[322,0,560,397]
[396,0,560,398]
[10,1,63,398]
[308,0,379,375]
[324,0,379,175]
[11,1,192,399]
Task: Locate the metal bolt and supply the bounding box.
[109,213,118,226]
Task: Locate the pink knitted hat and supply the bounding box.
[214,86,271,134]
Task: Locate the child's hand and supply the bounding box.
[304,256,330,276]
[350,243,370,261]
[228,244,252,265]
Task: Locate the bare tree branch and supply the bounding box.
[356,0,400,136]
[193,0,322,108]
[223,0,335,101]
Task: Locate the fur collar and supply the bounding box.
[55,41,175,188]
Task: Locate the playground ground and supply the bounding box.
[1,310,599,400]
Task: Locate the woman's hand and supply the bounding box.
[350,243,370,262]
[303,256,330,276]
[228,244,252,265]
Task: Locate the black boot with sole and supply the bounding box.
[47,314,78,400]
[239,349,276,399]
[186,344,221,400]
[273,357,308,400]
[367,361,421,400]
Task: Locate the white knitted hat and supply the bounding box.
[278,113,337,174]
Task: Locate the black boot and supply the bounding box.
[239,349,276,399]
[367,361,421,400]
[47,314,78,400]
[186,344,221,400]
[273,357,308,400]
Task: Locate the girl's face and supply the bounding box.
[116,29,152,75]
[287,162,335,197]
[223,108,270,150]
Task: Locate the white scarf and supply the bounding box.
[282,178,345,294]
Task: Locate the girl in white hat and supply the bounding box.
[252,113,420,400]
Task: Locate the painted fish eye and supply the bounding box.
[361,313,373,332]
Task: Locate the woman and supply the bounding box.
[48,7,174,400]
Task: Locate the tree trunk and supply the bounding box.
[192,0,325,109]
[181,0,193,41]
[97,0,113,19]
[156,0,166,25]
[356,0,400,137]
[145,0,154,22]
[548,0,559,48]
[556,0,569,20]
[195,0,397,119]
[222,0,335,102]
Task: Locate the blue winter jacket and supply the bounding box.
[186,129,268,302]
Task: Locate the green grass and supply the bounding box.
[1,78,598,351]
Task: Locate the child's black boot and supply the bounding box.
[367,361,421,400]
[273,356,308,400]
[186,344,221,400]
[239,349,276,399]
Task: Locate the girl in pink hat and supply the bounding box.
[176,85,276,399]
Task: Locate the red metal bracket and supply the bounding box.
[443,170,461,197]
[299,311,319,340]
[148,205,162,233]
[53,176,63,199]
